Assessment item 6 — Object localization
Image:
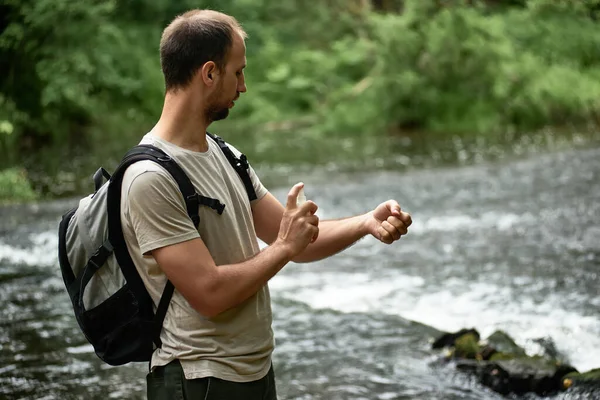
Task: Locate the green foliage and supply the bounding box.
[0,168,39,203]
[316,0,600,136]
[0,0,165,163]
[1,0,600,200]
[225,0,600,138]
[528,0,600,18]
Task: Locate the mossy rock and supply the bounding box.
[566,368,600,381]
[485,330,526,357]
[495,357,559,377]
[454,333,480,359]
[434,327,587,396]
[489,352,515,361]
[563,368,600,388]
[432,328,480,349]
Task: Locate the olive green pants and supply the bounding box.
[147,360,278,400]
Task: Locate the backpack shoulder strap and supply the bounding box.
[106,144,199,349]
[207,132,258,201]
[119,145,201,226]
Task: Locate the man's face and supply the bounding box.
[206,32,247,122]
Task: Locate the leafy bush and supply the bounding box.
[315,0,600,136]
[1,0,600,199]
[0,168,38,203]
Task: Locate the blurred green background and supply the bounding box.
[1,0,600,202]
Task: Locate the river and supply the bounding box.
[1,144,599,399]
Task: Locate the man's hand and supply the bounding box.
[275,183,320,257]
[366,200,412,244]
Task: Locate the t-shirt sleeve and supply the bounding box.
[125,168,200,255]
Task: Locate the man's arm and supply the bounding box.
[152,183,319,318]
[252,184,412,263]
[292,215,370,263]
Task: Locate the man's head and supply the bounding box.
[160,10,247,122]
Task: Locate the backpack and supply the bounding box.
[57,132,257,366]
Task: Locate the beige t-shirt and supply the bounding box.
[120,133,272,382]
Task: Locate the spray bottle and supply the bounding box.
[297,186,307,206]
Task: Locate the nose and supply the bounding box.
[238,73,247,93]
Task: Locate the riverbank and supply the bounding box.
[2,124,599,204]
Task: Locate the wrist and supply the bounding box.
[271,238,296,261]
[359,212,375,237]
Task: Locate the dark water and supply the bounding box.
[1,145,599,399]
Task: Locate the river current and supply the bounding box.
[1,145,598,399]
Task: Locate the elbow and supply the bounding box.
[188,280,228,318]
[197,305,222,319]
[190,296,224,319]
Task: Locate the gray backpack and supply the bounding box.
[57,133,256,365]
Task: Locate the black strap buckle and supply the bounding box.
[197,195,225,215]
[89,240,114,270]
[238,154,249,170]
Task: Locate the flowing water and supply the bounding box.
[1,144,599,400]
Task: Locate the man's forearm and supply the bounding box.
[292,213,371,263]
[205,241,293,316]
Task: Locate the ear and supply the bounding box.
[200,61,219,86]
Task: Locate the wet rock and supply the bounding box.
[454,355,576,396]
[563,368,600,390]
[432,328,480,349]
[454,333,480,359]
[485,330,525,357]
[532,336,562,360]
[432,328,599,397]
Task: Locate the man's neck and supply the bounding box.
[152,92,211,153]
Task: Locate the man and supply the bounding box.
[120,9,412,400]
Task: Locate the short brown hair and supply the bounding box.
[160,10,246,91]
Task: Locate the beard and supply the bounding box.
[206,105,230,122]
[205,85,235,122]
